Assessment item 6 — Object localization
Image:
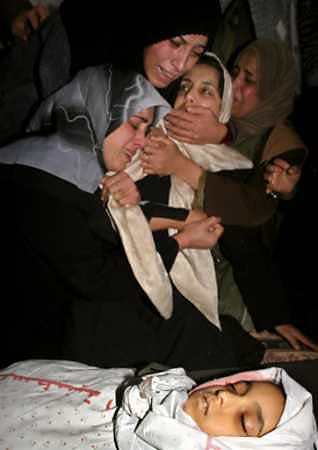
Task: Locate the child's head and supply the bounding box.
[184,380,285,437]
[116,367,317,450]
[174,52,233,125]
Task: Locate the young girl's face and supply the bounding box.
[174,64,222,117]
[184,380,285,438]
[103,107,154,172]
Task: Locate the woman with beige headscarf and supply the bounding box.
[202,38,316,351]
[142,39,318,353]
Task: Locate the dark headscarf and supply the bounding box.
[59,5,222,76]
[0,65,170,193]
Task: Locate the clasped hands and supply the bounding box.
[100,171,223,251]
[264,158,302,199]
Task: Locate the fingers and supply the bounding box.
[174,216,223,250]
[103,172,140,206]
[148,127,166,139]
[271,158,291,170]
[292,333,318,352]
[211,223,224,239]
[275,324,318,352]
[34,4,50,22]
[201,216,224,240]
[165,109,194,125]
[12,4,50,41]
[100,178,109,205]
[165,124,198,143]
[186,105,218,119]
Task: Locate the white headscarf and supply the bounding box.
[115,367,318,450]
[1,362,316,450]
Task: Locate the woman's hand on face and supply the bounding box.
[11,4,50,42]
[141,132,183,176]
[264,158,301,198]
[100,172,140,207]
[275,324,318,352]
[164,105,227,145]
[173,216,223,250]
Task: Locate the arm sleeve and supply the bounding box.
[19,183,139,303]
[203,144,307,227]
[137,175,182,271]
[203,165,277,227]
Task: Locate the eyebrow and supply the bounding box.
[179,36,206,49]
[244,68,256,79]
[181,79,216,87]
[202,81,217,87]
[131,115,150,124]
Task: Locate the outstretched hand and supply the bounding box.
[275,324,318,352]
[164,105,227,145]
[173,216,223,250]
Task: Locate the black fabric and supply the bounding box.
[59,5,222,75]
[219,225,291,330]
[141,202,189,222]
[0,7,221,146]
[0,11,70,147]
[0,163,264,370]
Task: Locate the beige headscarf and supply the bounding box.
[233,38,298,142]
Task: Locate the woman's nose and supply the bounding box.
[172,49,189,72]
[132,129,147,149]
[232,72,243,89]
[232,76,243,99]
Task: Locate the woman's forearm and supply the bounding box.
[173,153,203,190]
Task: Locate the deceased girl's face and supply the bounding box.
[184,380,285,437]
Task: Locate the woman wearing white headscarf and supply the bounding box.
[1,360,317,449]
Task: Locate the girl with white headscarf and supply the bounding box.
[0,359,317,449]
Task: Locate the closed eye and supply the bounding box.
[240,414,248,435]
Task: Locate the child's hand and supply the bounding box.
[101,172,140,207]
[264,158,301,198]
[174,216,223,250]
